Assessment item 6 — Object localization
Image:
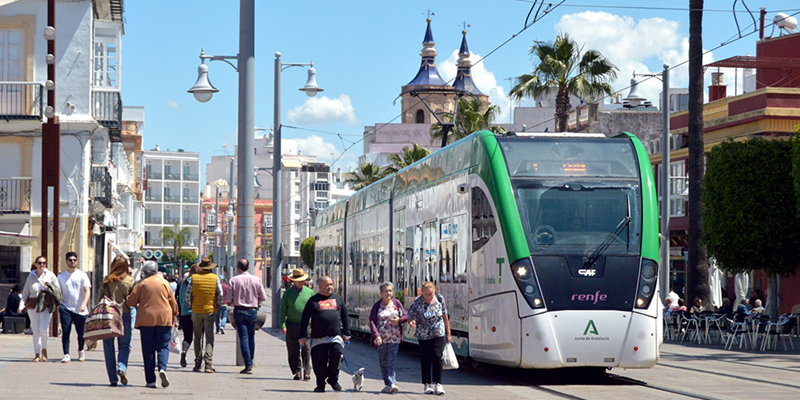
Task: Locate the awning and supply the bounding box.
[0,231,36,247]
[281,160,302,169]
[107,240,130,261]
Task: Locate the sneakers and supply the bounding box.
[109,382,117,387]
[204,364,216,373]
[313,386,325,393]
[381,385,393,393]
[424,384,434,394]
[159,369,170,388]
[117,369,128,385]
[220,327,225,335]
[303,374,311,381]
[240,367,253,374]
[391,384,399,393]
[41,349,48,361]
[193,362,202,372]
[434,383,445,395]
[330,381,342,391]
[293,372,302,380]
[78,350,86,362]
[61,354,70,363]
[180,352,187,368]
[145,382,157,388]
[32,354,40,362]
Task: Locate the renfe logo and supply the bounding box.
[571,290,608,304]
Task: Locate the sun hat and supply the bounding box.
[289,268,309,281]
[198,257,217,271]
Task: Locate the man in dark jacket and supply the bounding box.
[299,276,350,393]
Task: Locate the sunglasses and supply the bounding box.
[36,261,47,265]
[67,258,77,262]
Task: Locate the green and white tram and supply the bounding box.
[313,131,660,369]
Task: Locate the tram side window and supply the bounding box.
[453,214,468,283]
[348,242,355,285]
[378,234,386,283]
[472,187,497,252]
[439,218,454,283]
[394,209,405,293]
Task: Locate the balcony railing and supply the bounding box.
[117,227,134,248]
[183,196,199,203]
[145,216,162,224]
[183,173,199,181]
[164,195,180,202]
[0,82,44,120]
[145,238,162,246]
[164,172,181,180]
[0,178,32,214]
[91,167,113,207]
[92,89,122,142]
[164,217,180,224]
[183,218,199,225]
[145,194,162,202]
[147,171,163,179]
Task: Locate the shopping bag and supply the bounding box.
[442,342,459,370]
[84,296,123,341]
[169,327,181,354]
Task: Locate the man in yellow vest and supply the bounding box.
[185,257,223,373]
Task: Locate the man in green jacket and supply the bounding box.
[279,268,314,380]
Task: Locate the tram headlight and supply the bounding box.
[634,258,658,310]
[511,258,545,309]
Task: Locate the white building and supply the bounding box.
[140,149,202,256]
[0,0,137,290]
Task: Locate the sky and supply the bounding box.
[121,1,800,179]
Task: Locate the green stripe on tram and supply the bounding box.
[475,131,531,263]
[616,131,659,262]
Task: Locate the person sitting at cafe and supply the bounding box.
[751,299,765,314]
[717,298,732,317]
[690,297,706,314]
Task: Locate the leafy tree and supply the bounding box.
[300,236,315,269]
[160,224,192,262]
[509,32,617,132]
[345,162,387,190]
[177,250,197,263]
[429,98,506,145]
[687,0,710,306]
[384,144,431,175]
[703,138,799,317]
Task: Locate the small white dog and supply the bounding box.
[352,367,365,392]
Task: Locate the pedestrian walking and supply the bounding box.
[215,277,229,334]
[185,257,223,373]
[177,264,198,368]
[98,255,135,386]
[279,268,314,381]
[407,281,451,395]
[299,276,350,393]
[225,259,267,374]
[369,282,410,394]
[125,261,179,388]
[58,251,92,363]
[21,256,61,362]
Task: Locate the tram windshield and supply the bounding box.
[497,137,642,255]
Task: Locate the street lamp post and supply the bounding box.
[188,0,256,279]
[272,52,323,329]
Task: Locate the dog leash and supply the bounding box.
[340,340,354,375]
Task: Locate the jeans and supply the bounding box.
[310,342,344,390]
[233,308,257,368]
[215,305,228,333]
[30,310,52,354]
[59,305,87,354]
[192,312,215,365]
[418,336,445,385]
[378,343,400,386]
[103,313,132,384]
[285,321,311,376]
[139,326,171,384]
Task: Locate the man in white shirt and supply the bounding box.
[667,288,680,309]
[58,251,92,363]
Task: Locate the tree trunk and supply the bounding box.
[687,0,710,305]
[766,273,779,317]
[555,86,570,132]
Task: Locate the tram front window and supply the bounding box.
[514,182,641,254]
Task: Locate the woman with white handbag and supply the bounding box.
[98,256,135,387]
[407,282,452,396]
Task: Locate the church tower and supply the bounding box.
[400,18,457,124]
[452,29,489,107]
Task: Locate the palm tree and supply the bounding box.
[160,224,192,261]
[686,0,710,307]
[509,33,618,132]
[430,98,507,146]
[384,144,431,174]
[345,162,386,190]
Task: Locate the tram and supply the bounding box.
[313,131,660,369]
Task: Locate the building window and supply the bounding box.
[416,109,425,123]
[670,160,686,217]
[294,201,301,213]
[294,239,300,251]
[316,191,328,199]
[93,25,119,88]
[312,181,329,191]
[0,29,23,82]
[0,245,21,283]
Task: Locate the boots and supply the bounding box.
[180,341,190,368]
[33,353,40,362]
[41,349,48,361]
[204,363,215,373]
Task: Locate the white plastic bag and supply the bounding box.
[169,327,180,354]
[442,342,459,370]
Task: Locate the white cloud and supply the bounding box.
[555,11,725,105]
[294,134,338,159]
[286,94,359,125]
[440,50,513,123]
[167,100,179,114]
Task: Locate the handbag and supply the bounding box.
[169,327,181,354]
[24,296,37,309]
[442,342,459,370]
[84,296,124,341]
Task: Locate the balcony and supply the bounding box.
[147,171,163,180]
[164,172,181,180]
[145,238,162,246]
[183,218,199,225]
[145,194,162,202]
[0,82,44,120]
[92,89,122,142]
[182,196,199,203]
[164,217,181,224]
[183,173,199,181]
[145,216,162,224]
[90,167,112,208]
[164,195,180,202]
[117,227,135,249]
[0,178,32,214]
